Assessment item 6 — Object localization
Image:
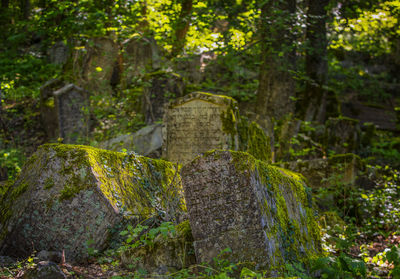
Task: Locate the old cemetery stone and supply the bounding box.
[40,79,65,140]
[40,81,88,143]
[182,150,321,272]
[324,117,361,154]
[72,37,119,93]
[163,92,271,164]
[53,84,89,143]
[280,154,364,210]
[48,41,69,66]
[143,71,185,124]
[162,92,240,165]
[0,144,185,262]
[99,123,163,158]
[121,36,160,87]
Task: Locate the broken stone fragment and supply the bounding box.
[182,150,321,272]
[22,261,67,279]
[0,144,185,262]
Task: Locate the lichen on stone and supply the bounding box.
[0,143,186,262]
[182,150,322,273]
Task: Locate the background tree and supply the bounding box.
[255,0,297,127]
[299,0,331,123]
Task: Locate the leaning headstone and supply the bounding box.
[143,71,185,124]
[40,79,65,140]
[0,144,185,262]
[53,84,89,143]
[99,123,163,158]
[182,150,321,272]
[162,92,239,164]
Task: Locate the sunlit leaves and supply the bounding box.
[330,1,400,56]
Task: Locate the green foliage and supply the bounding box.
[357,166,400,236]
[386,245,400,278]
[0,148,25,181]
[330,1,400,56]
[312,253,366,279]
[327,57,391,102]
[118,221,176,251]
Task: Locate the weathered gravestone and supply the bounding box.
[182,150,321,272]
[0,144,185,262]
[48,41,69,66]
[72,37,119,93]
[53,84,89,143]
[99,123,163,158]
[280,154,364,210]
[40,79,65,140]
[163,92,239,164]
[325,117,361,154]
[144,71,185,124]
[122,36,160,87]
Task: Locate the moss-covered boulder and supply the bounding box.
[182,150,321,273]
[0,144,186,262]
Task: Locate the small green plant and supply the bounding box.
[385,245,400,278]
[0,148,25,181]
[118,221,176,252]
[312,253,366,279]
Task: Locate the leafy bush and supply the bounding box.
[0,148,25,181]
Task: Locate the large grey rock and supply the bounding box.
[0,144,185,262]
[100,124,162,157]
[182,150,321,272]
[162,92,240,165]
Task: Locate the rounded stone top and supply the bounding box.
[167,92,238,109]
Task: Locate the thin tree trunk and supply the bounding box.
[255,0,296,123]
[20,0,31,20]
[255,0,297,162]
[171,0,193,57]
[300,0,330,123]
[1,0,9,9]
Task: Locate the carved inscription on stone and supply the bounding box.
[163,92,239,164]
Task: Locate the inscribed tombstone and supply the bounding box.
[182,150,321,271]
[53,84,89,143]
[162,92,239,164]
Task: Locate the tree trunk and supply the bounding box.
[255,0,297,124]
[1,0,9,8]
[255,0,297,161]
[300,0,330,123]
[171,0,193,57]
[20,0,31,20]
